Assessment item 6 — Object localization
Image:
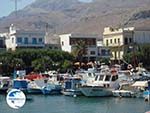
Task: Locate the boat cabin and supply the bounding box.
[92,72,119,88]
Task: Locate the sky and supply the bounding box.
[0,0,36,17]
[79,0,93,3]
[0,0,93,18]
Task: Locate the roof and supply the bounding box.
[132,81,148,87]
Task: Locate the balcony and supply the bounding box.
[16,43,45,48]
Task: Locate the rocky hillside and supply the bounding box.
[0,0,150,42]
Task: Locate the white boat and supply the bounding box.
[113,81,149,98]
[27,79,44,94]
[80,71,120,97]
[0,77,11,93]
[112,83,136,97]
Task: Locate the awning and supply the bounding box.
[24,72,43,80]
[132,81,148,87]
[87,62,93,65]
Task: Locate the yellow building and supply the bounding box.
[103,27,134,61]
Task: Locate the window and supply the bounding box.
[90,51,95,55]
[62,41,64,46]
[32,38,37,44]
[114,39,116,43]
[105,75,111,81]
[124,38,128,45]
[129,38,132,43]
[106,40,108,46]
[39,38,43,43]
[118,38,120,44]
[95,75,99,81]
[17,37,22,44]
[112,75,118,81]
[101,49,106,55]
[12,38,14,43]
[24,37,28,44]
[99,75,104,81]
[110,39,112,43]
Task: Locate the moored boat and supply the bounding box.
[61,77,83,96]
[0,77,11,93]
[80,71,119,97]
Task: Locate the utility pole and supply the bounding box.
[11,0,19,17]
[11,0,21,25]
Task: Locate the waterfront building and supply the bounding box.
[103,27,150,62]
[60,34,98,62]
[97,40,110,59]
[60,34,110,62]
[5,24,45,50]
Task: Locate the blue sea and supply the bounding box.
[0,94,149,113]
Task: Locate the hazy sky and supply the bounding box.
[0,0,35,17]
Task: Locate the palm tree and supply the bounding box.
[72,40,87,65]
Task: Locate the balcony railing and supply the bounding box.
[16,43,45,47]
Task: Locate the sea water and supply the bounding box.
[0,94,149,113]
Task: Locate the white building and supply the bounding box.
[0,33,6,49]
[134,28,150,44]
[5,24,45,50]
[59,34,98,62]
[103,27,150,61]
[97,40,110,58]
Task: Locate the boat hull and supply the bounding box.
[27,88,43,94]
[112,90,136,98]
[61,89,83,96]
[80,86,113,97]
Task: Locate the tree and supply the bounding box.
[72,40,87,63]
[123,43,150,68]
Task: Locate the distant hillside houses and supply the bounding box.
[103,27,150,62]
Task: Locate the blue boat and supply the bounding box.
[61,77,83,96]
[8,79,28,94]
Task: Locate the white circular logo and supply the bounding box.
[6,89,26,109]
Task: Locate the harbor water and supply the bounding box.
[0,94,150,113]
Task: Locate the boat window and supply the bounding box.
[95,75,99,81]
[105,75,111,81]
[88,73,92,77]
[112,75,118,81]
[99,75,104,81]
[112,76,116,81]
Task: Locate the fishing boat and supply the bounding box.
[80,71,120,97]
[27,79,43,94]
[0,77,11,93]
[113,81,149,98]
[112,82,136,98]
[10,79,28,94]
[61,77,83,96]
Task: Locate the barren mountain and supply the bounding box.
[0,0,150,42]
